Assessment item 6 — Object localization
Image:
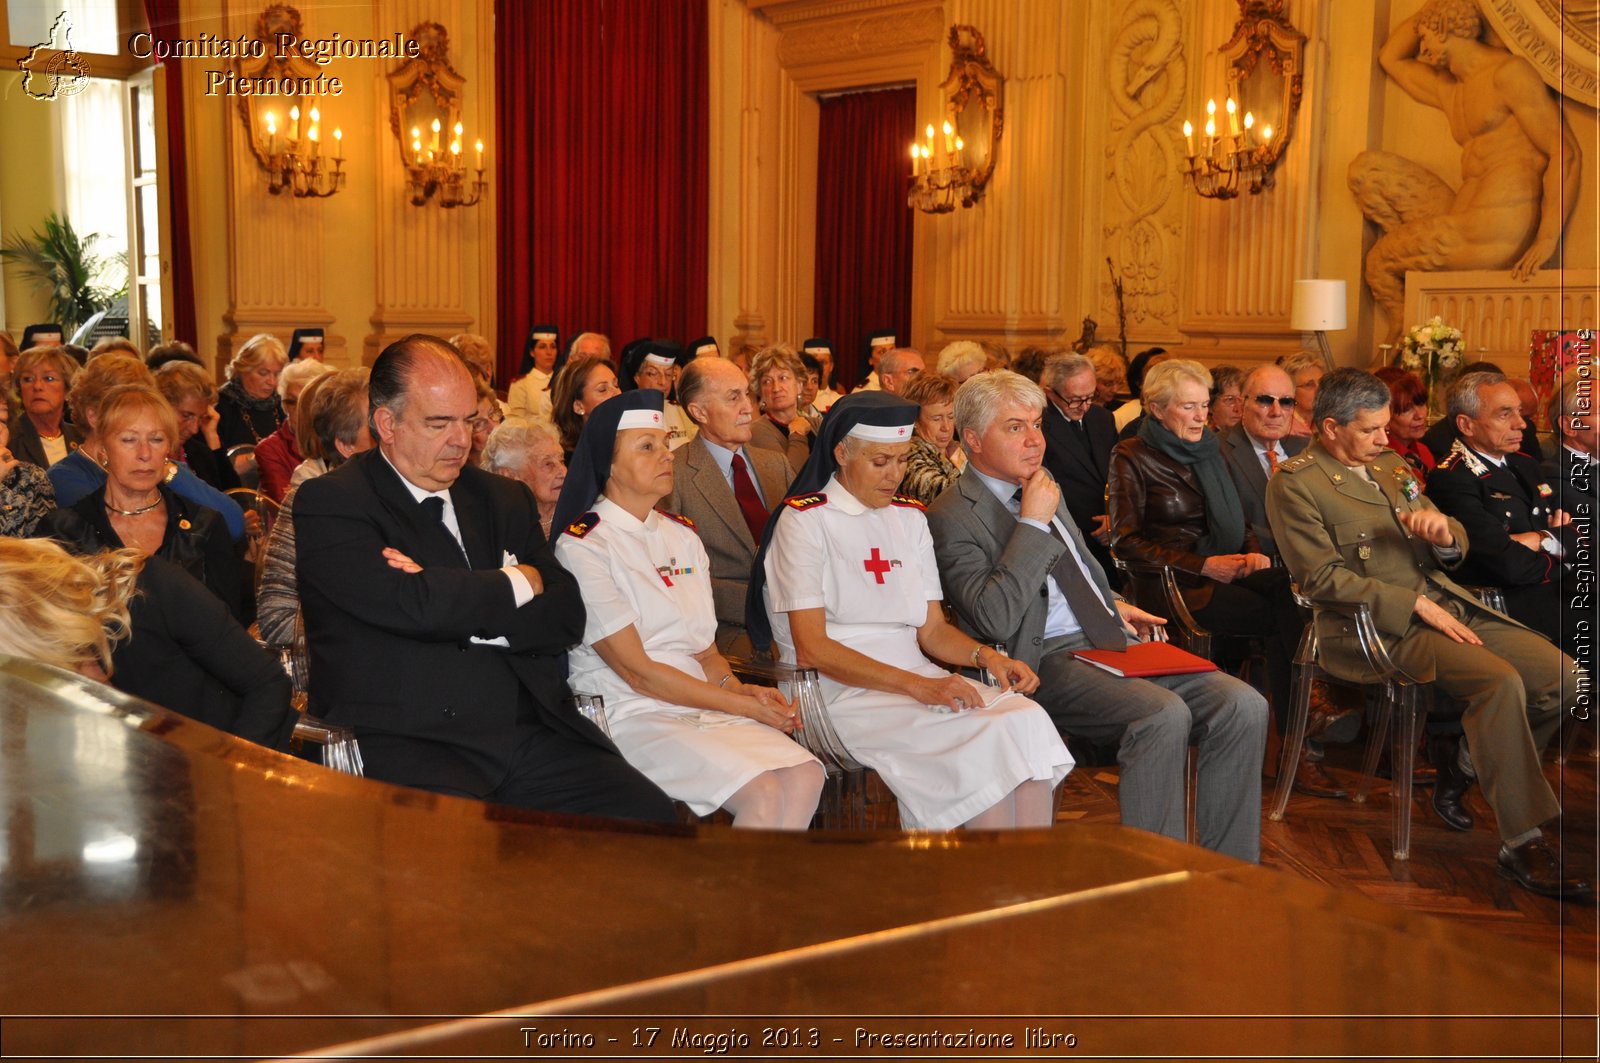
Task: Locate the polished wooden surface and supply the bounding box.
[0,657,1594,1061]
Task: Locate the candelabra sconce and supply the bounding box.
[1178,0,1304,202]
[237,5,346,199]
[388,22,486,209]
[907,25,1003,215]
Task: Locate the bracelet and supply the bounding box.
[970,645,985,668]
[718,674,734,688]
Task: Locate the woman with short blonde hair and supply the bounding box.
[747,344,812,469]
[10,345,83,468]
[0,537,138,677]
[217,333,288,448]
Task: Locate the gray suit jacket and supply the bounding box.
[926,465,1122,671]
[665,436,793,632]
[1220,425,1305,559]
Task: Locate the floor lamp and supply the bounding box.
[1290,279,1346,370]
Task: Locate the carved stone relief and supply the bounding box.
[1480,0,1599,106]
[1101,0,1184,331]
[1350,2,1583,342]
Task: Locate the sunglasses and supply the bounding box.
[1251,396,1295,408]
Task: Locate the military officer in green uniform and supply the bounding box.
[1267,368,1587,899]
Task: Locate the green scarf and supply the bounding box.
[1136,415,1247,556]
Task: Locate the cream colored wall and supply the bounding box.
[709,0,1599,373]
[0,71,67,339]
[181,0,495,374]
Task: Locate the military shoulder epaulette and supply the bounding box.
[783,492,827,511]
[890,494,926,510]
[563,512,600,538]
[1278,451,1315,473]
[1442,439,1490,478]
[658,509,696,530]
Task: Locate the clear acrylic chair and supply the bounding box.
[290,715,365,776]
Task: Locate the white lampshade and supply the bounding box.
[1290,279,1347,331]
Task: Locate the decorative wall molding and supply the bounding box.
[1480,0,1598,107]
[1403,268,1599,364]
[777,6,943,70]
[1100,0,1184,334]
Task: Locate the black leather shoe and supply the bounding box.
[1429,735,1474,832]
[1498,839,1593,899]
[1293,749,1348,799]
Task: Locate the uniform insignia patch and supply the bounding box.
[564,512,600,538]
[1279,452,1314,472]
[658,509,696,529]
[1537,482,1554,498]
[784,493,827,511]
[890,494,926,510]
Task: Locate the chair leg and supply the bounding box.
[1185,745,1198,843]
[1354,685,1393,806]
[1388,683,1422,861]
[1269,638,1320,822]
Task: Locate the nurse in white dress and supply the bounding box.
[748,392,1074,831]
[507,325,559,426]
[625,340,698,453]
[552,389,823,829]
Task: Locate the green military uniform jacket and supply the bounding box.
[1265,437,1516,682]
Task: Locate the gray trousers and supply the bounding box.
[1038,632,1269,863]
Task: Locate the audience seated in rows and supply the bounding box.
[750,391,1074,831]
[1039,352,1119,582]
[506,325,560,426]
[1266,367,1586,898]
[155,360,241,493]
[1374,366,1435,473]
[0,401,55,535]
[1277,350,1325,439]
[256,358,335,502]
[550,352,620,461]
[1208,365,1244,434]
[552,388,824,828]
[747,344,813,471]
[481,421,566,541]
[877,346,925,397]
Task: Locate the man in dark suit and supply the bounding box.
[1220,364,1305,561]
[295,335,673,820]
[664,357,794,656]
[1427,372,1580,655]
[1419,367,1545,467]
[1039,353,1119,583]
[928,370,1267,862]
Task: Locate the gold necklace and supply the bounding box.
[104,495,163,517]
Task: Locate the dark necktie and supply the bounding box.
[730,453,769,541]
[1018,491,1126,650]
[420,495,471,566]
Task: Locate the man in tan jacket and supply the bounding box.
[1267,368,1586,899]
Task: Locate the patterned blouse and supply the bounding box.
[897,434,960,507]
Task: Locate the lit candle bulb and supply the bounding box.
[1182,119,1194,157]
[1261,123,1273,143]
[1206,98,1216,119]
[412,138,422,161]
[333,127,342,160]
[431,118,441,151]
[309,105,320,125]
[307,124,319,157]
[289,105,300,142]
[475,138,484,170]
[910,141,919,176]
[941,120,954,154]
[1204,116,1216,153]
[1243,111,1254,132]
[1225,96,1239,136]
[954,135,964,166]
[265,112,277,156]
[453,121,463,138]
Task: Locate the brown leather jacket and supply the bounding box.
[1106,437,1259,609]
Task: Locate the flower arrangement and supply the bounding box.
[1397,316,1463,416]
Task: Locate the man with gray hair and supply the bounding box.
[928,369,1268,862]
[1039,351,1119,582]
[878,347,925,397]
[1426,371,1577,652]
[1267,367,1586,898]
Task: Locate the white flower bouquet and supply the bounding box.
[1397,315,1463,413]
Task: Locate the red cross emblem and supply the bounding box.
[863,548,892,584]
[657,566,673,587]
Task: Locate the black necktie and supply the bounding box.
[1017,491,1126,650]
[420,496,471,566]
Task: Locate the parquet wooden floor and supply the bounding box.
[1053,717,1600,962]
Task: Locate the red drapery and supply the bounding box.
[812,88,915,391]
[495,0,708,386]
[140,0,197,346]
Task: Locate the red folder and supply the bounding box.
[1070,641,1219,678]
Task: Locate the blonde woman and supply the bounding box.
[217,333,288,448]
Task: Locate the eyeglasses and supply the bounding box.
[1055,394,1095,409]
[1251,395,1295,408]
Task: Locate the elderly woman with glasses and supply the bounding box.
[9,346,83,468]
[1108,359,1303,722]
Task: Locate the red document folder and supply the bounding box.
[1070,641,1219,678]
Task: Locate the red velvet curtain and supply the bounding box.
[813,88,916,390]
[140,0,197,345]
[496,0,708,386]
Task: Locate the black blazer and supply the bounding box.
[1423,416,1544,467]
[215,391,283,449]
[293,449,593,797]
[111,556,296,751]
[10,416,83,469]
[1041,400,1116,536]
[45,482,243,621]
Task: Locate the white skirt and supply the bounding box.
[824,660,1074,831]
[608,707,819,816]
